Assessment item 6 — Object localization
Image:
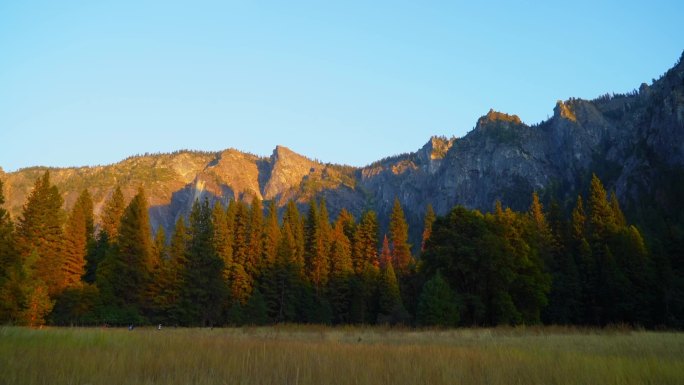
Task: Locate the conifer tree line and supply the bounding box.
[0,171,680,327]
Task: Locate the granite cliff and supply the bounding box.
[2,52,683,244]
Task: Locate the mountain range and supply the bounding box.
[2,51,683,245]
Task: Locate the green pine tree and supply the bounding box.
[100,187,153,315]
[377,261,407,324]
[179,199,227,326]
[416,272,460,327]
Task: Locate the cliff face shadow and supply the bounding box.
[256,158,273,198]
[148,182,233,235]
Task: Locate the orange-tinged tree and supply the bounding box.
[62,189,94,289]
[15,171,65,297]
[389,198,412,274]
[100,186,125,240]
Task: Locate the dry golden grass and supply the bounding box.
[1,325,683,385]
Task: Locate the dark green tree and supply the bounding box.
[179,199,227,326]
[377,260,407,324]
[116,187,153,307]
[416,272,460,327]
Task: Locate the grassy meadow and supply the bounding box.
[1,325,683,385]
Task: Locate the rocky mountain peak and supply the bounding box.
[422,136,455,160]
[554,100,577,122]
[264,145,319,200]
[476,109,523,130]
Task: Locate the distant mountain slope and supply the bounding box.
[3,52,683,245]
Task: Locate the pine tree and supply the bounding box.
[328,220,353,323]
[0,178,16,283]
[282,200,305,267]
[161,217,189,323]
[416,272,460,327]
[229,263,252,306]
[263,200,280,265]
[377,261,407,324]
[112,187,153,310]
[179,199,227,326]
[15,171,65,297]
[421,204,436,252]
[0,179,20,323]
[353,210,379,274]
[152,227,167,266]
[259,222,301,323]
[389,198,412,275]
[305,199,329,290]
[379,234,392,268]
[231,200,250,267]
[62,189,94,289]
[212,202,233,269]
[146,226,170,321]
[609,191,626,227]
[543,200,582,324]
[588,174,615,241]
[100,186,125,241]
[245,197,264,278]
[571,195,586,242]
[336,209,356,246]
[7,251,55,326]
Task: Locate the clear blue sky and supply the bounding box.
[1,1,682,172]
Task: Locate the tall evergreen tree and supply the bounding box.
[162,217,189,323]
[421,204,436,252]
[416,271,460,327]
[152,227,167,266]
[263,200,280,265]
[389,198,412,275]
[328,220,353,323]
[231,200,250,267]
[245,197,264,278]
[0,179,16,283]
[379,234,392,268]
[353,210,379,274]
[609,191,627,228]
[103,187,153,312]
[283,200,305,267]
[305,199,329,290]
[212,202,233,269]
[0,179,20,323]
[588,174,615,241]
[179,199,227,326]
[100,186,125,241]
[15,171,65,296]
[62,189,94,289]
[377,260,407,324]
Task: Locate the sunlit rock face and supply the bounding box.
[2,53,683,243]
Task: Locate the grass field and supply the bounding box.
[1,325,683,385]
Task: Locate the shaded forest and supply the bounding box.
[0,171,681,328]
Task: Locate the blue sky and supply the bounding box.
[0,1,682,171]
